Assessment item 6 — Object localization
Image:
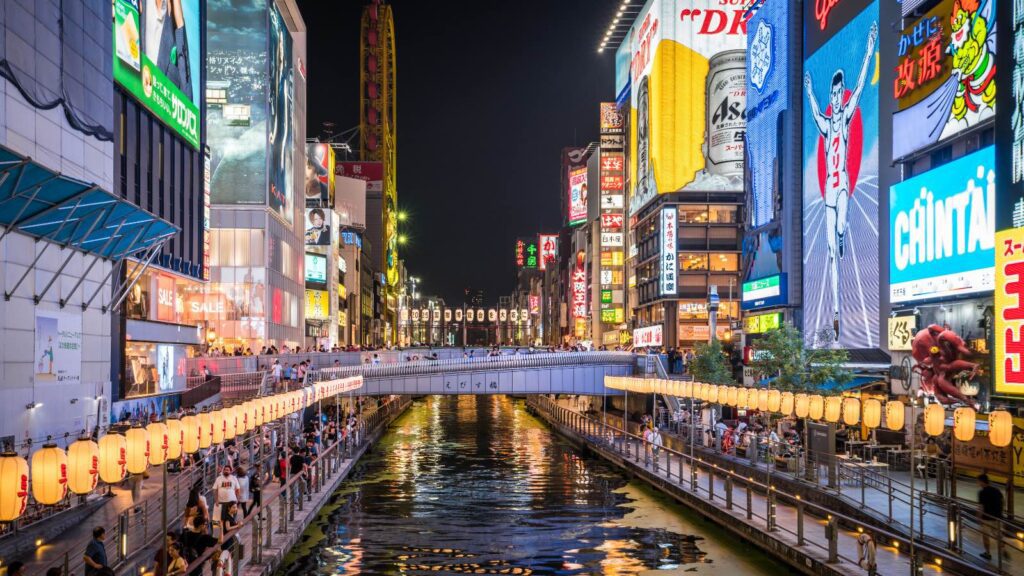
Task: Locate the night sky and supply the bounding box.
[298,0,617,304]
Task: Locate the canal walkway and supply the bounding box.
[528,395,1002,576]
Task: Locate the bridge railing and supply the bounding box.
[308,351,637,380]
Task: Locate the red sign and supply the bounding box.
[601,213,624,231]
[600,154,624,172]
[515,239,526,267]
[336,162,383,193]
[539,234,558,270]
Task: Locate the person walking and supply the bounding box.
[84,527,113,576]
[235,465,252,517]
[272,359,283,391]
[650,428,663,467]
[978,474,1006,560]
[214,465,240,529]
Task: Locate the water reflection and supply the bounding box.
[277,396,788,575]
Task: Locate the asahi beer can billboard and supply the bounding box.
[625,0,748,216]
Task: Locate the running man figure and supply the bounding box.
[804,21,877,342]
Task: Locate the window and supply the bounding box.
[708,205,738,223]
[679,253,709,271]
[709,253,738,271]
[679,206,709,223]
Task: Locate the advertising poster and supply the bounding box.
[627,0,748,216]
[207,0,268,205]
[600,102,625,133]
[743,0,791,296]
[305,289,329,320]
[633,325,663,347]
[539,234,558,270]
[335,176,367,230]
[892,0,997,160]
[568,167,589,225]
[336,162,383,194]
[305,253,327,283]
[996,227,1024,395]
[802,0,879,348]
[113,0,201,148]
[887,315,917,351]
[268,4,294,225]
[305,143,334,205]
[34,310,82,384]
[157,344,175,391]
[889,146,995,303]
[304,208,331,246]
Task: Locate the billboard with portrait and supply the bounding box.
[743,0,792,301]
[802,0,879,349]
[304,208,331,246]
[34,310,82,384]
[568,167,588,225]
[113,0,201,149]
[207,0,268,205]
[626,0,748,216]
[305,143,334,205]
[890,146,995,303]
[892,0,996,160]
[268,4,294,225]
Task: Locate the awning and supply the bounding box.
[821,376,885,393]
[0,146,177,258]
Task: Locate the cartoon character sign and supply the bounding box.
[910,324,980,407]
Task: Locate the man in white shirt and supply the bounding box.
[214,465,240,529]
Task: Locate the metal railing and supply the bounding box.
[317,351,636,380]
[530,395,1004,576]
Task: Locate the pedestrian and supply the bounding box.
[84,526,113,576]
[289,447,308,506]
[250,466,263,511]
[235,465,252,517]
[166,542,187,576]
[184,480,209,529]
[978,473,1006,560]
[272,359,283,390]
[650,428,663,462]
[220,501,242,547]
[214,465,240,528]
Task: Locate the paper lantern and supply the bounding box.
[708,385,719,404]
[198,411,213,449]
[254,400,266,427]
[924,404,945,437]
[953,407,975,442]
[31,444,68,505]
[125,426,150,475]
[166,419,183,460]
[795,394,809,418]
[809,395,825,421]
[885,401,905,431]
[746,388,758,410]
[757,389,769,412]
[768,390,782,413]
[682,381,693,398]
[728,387,740,407]
[224,407,237,441]
[779,392,794,416]
[842,397,860,426]
[243,402,254,432]
[989,410,1013,447]
[862,399,882,429]
[0,452,29,521]
[823,397,842,423]
[147,422,168,466]
[181,415,200,454]
[98,433,127,484]
[210,410,225,445]
[67,439,100,495]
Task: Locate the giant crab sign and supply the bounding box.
[910,324,979,408]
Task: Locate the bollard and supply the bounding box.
[252,511,261,563]
[708,466,714,501]
[947,502,959,551]
[725,476,733,510]
[118,513,129,562]
[887,476,893,521]
[746,483,753,520]
[266,502,274,549]
[826,515,838,563]
[796,499,804,545]
[767,490,776,532]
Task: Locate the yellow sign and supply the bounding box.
[337,283,347,300]
[574,317,587,338]
[305,289,329,320]
[887,316,916,351]
[743,313,781,334]
[996,229,1024,396]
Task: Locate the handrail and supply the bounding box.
[530,395,1002,576]
[316,351,636,380]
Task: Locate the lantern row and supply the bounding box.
[604,377,1013,448]
[0,376,362,522]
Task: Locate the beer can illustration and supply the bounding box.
[705,50,746,177]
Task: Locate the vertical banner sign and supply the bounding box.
[34,310,82,384]
[660,206,678,295]
[515,239,526,268]
[802,0,880,348]
[997,0,1024,232]
[203,146,211,280]
[996,229,1024,396]
[568,167,589,225]
[516,238,539,269]
[572,264,588,320]
[538,234,558,270]
[268,4,295,225]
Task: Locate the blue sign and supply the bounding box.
[341,231,362,249]
[889,146,995,303]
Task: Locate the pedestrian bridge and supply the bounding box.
[309,352,635,396]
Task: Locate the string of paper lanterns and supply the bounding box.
[0,375,363,522]
[604,377,1015,449]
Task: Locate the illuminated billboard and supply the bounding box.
[743,0,794,302]
[304,253,327,284]
[626,0,748,215]
[539,234,558,270]
[305,289,329,320]
[660,207,677,296]
[742,274,787,310]
[208,0,268,205]
[304,208,331,246]
[801,0,879,348]
[889,146,995,303]
[515,238,539,270]
[892,0,996,160]
[268,4,294,225]
[113,0,201,148]
[568,167,588,225]
[996,228,1024,395]
[305,143,335,205]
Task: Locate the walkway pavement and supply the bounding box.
[538,397,1000,576]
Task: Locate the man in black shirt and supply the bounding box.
[978,474,1005,560]
[288,448,307,507]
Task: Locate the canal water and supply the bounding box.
[277,395,790,575]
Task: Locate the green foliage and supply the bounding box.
[748,323,851,393]
[689,339,736,385]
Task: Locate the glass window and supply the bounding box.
[708,205,738,223]
[679,206,709,223]
[679,253,709,271]
[709,253,739,271]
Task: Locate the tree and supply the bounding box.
[689,339,736,385]
[749,323,851,393]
